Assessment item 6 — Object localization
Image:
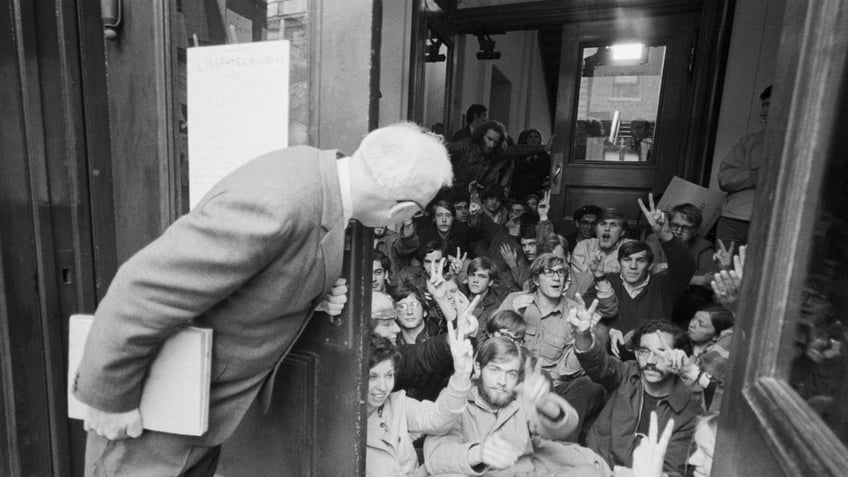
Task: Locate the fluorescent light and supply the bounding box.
[612,43,644,61]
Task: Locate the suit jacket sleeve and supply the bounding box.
[575,335,629,393]
[74,189,298,412]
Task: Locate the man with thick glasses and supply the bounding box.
[571,315,701,477]
[496,253,618,441]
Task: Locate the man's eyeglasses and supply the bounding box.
[397,301,422,312]
[670,223,695,234]
[542,267,567,278]
[635,347,669,363]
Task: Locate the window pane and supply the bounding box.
[786,150,848,445]
[174,0,311,213]
[572,44,665,162]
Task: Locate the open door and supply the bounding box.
[550,12,701,227]
[713,2,848,475]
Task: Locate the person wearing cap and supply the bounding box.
[572,207,635,277]
[481,184,510,225]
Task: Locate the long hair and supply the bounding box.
[470,120,507,151]
[475,336,527,380]
[368,334,401,371]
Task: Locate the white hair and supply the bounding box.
[352,122,453,203]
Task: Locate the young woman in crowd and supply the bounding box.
[365,319,473,477]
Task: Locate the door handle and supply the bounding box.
[101,0,122,40]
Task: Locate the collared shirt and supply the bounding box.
[621,273,651,298]
[336,156,354,224]
[498,292,583,382]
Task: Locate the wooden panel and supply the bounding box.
[105,0,175,261]
[550,11,702,222]
[217,351,318,476]
[448,0,702,33]
[563,185,652,222]
[714,1,848,475]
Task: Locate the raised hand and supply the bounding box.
[632,411,674,477]
[427,258,448,299]
[665,349,699,384]
[469,432,521,470]
[446,316,474,374]
[588,250,605,278]
[500,244,518,269]
[516,357,551,412]
[638,193,672,241]
[448,247,467,277]
[711,244,744,313]
[567,293,600,335]
[537,189,551,222]
[456,294,483,338]
[713,239,736,270]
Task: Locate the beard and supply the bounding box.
[477,378,516,408]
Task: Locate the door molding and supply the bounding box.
[715,1,848,475]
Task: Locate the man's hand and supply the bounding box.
[515,358,557,419]
[499,244,518,270]
[446,315,474,374]
[638,193,672,242]
[537,189,551,222]
[713,239,736,270]
[665,349,700,385]
[567,293,600,335]
[316,278,348,317]
[468,433,521,470]
[427,258,448,299]
[456,294,483,338]
[632,411,674,477]
[588,251,605,278]
[711,245,745,313]
[609,328,625,358]
[448,247,467,277]
[84,406,143,440]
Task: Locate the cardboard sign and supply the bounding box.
[657,176,725,235]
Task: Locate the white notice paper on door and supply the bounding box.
[187,40,289,209]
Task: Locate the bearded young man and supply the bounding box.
[423,336,612,476]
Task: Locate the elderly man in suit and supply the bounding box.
[73,123,453,476]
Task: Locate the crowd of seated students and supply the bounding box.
[362,119,846,476]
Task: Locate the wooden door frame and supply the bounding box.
[714,1,848,475]
[1,0,116,475]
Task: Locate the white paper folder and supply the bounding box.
[67,314,213,436]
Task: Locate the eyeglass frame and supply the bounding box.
[541,267,568,278]
[397,301,422,312]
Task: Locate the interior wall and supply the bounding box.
[708,0,786,189]
[378,1,413,126]
[452,30,552,141]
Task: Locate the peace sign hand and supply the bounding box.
[567,293,600,335]
[448,247,467,277]
[713,239,736,270]
[638,193,672,241]
[537,189,551,222]
[427,258,447,299]
[515,357,551,412]
[446,317,474,374]
[456,294,483,338]
[632,412,674,477]
[588,251,605,278]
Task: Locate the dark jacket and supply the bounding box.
[577,339,701,477]
[604,236,696,333]
[394,334,451,392]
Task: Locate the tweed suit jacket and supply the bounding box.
[74,146,346,445]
